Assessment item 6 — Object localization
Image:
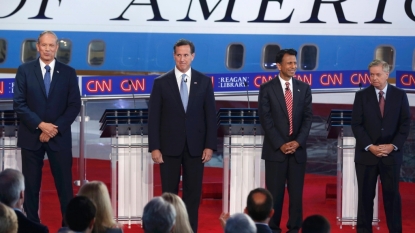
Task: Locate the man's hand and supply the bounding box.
[368,145,386,157]
[219,212,230,229]
[39,132,50,142]
[280,141,299,154]
[38,122,58,138]
[378,144,394,156]
[151,149,164,164]
[202,148,213,163]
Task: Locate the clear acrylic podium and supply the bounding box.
[217,108,265,214]
[327,109,379,229]
[0,110,22,171]
[100,109,153,226]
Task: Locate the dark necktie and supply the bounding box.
[44,65,51,97]
[285,82,293,135]
[379,90,385,117]
[180,74,188,112]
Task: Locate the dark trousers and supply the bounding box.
[265,155,306,233]
[355,162,402,233]
[21,144,73,225]
[159,144,204,233]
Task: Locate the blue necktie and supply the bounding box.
[44,65,51,97]
[180,74,188,112]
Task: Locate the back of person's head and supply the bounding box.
[302,214,331,233]
[78,181,117,232]
[0,169,25,208]
[0,202,18,233]
[65,196,96,233]
[161,192,193,233]
[143,197,176,233]
[225,213,256,233]
[245,188,273,222]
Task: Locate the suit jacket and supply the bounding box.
[13,58,81,151]
[351,84,410,165]
[258,77,313,163]
[255,223,273,233]
[148,69,217,157]
[15,210,49,233]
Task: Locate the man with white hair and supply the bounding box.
[225,213,256,233]
[0,169,48,233]
[142,197,176,233]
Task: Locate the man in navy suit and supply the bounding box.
[148,39,217,233]
[0,169,49,233]
[13,31,81,224]
[258,49,313,233]
[244,188,274,233]
[351,59,410,233]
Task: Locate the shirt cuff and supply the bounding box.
[392,144,398,151]
[365,144,373,151]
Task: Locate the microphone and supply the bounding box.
[359,82,362,90]
[184,78,187,83]
[128,80,137,112]
[244,81,250,109]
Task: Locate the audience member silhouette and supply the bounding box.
[0,202,18,233]
[302,214,330,233]
[225,213,256,233]
[66,196,96,233]
[142,197,176,233]
[78,181,122,233]
[161,193,193,233]
[0,169,48,233]
[244,188,274,233]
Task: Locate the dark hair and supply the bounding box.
[302,214,330,233]
[65,196,96,232]
[173,39,195,54]
[275,48,297,64]
[246,188,273,222]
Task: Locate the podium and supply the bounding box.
[327,109,379,228]
[100,109,153,225]
[217,108,265,214]
[0,110,21,171]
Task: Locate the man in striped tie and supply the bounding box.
[258,49,313,233]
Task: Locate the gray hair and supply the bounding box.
[143,197,176,233]
[37,30,58,44]
[368,59,390,73]
[0,169,25,207]
[225,213,256,233]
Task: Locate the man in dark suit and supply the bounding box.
[244,188,274,233]
[13,31,81,224]
[258,49,313,233]
[0,169,49,233]
[148,39,217,233]
[351,59,410,233]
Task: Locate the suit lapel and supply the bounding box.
[34,59,47,97]
[270,77,289,119]
[383,84,393,118]
[166,71,186,115]
[292,79,300,117]
[187,69,200,114]
[49,60,60,97]
[368,86,382,119]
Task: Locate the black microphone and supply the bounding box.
[359,82,362,90]
[244,81,250,109]
[128,80,137,112]
[184,78,187,83]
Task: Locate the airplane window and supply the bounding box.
[22,40,37,63]
[88,40,105,66]
[263,44,280,70]
[375,46,395,71]
[0,39,6,64]
[226,44,244,70]
[57,39,72,64]
[300,45,318,70]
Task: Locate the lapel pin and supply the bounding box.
[57,70,59,73]
[194,82,197,84]
[298,89,300,92]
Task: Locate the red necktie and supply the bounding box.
[285,82,293,135]
[379,91,385,117]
